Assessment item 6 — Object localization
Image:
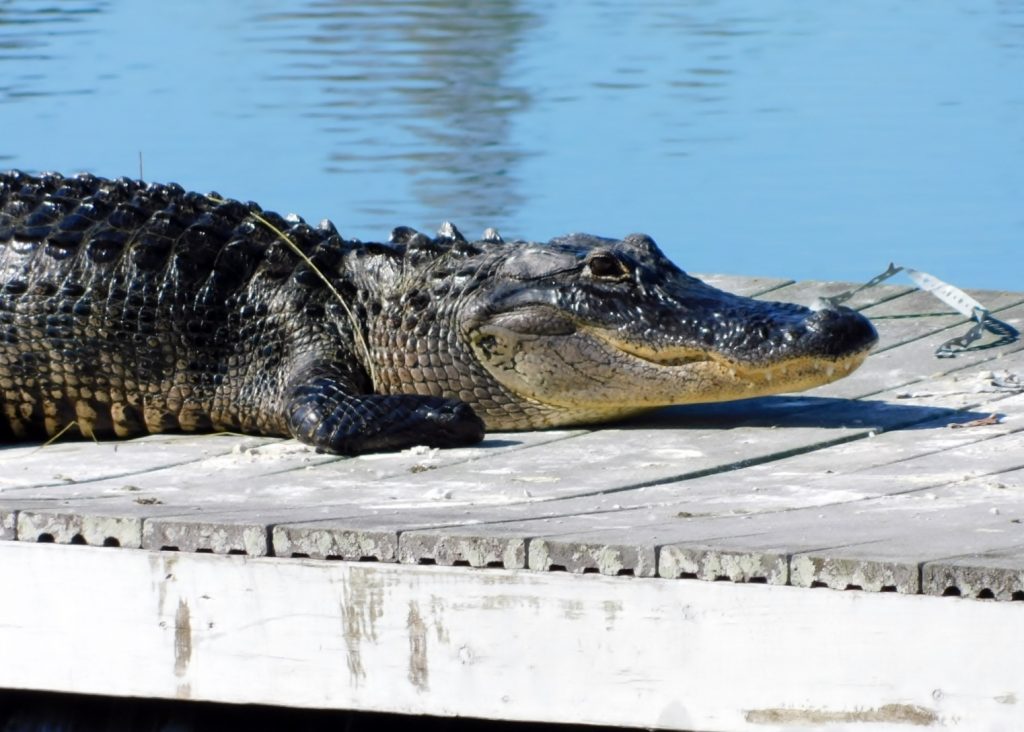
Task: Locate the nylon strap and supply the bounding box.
[821,264,1019,358]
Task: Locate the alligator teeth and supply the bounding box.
[483,227,504,244]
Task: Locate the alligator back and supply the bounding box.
[0,171,369,443]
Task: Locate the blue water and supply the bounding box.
[2,0,1022,290]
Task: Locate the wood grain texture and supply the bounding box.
[1,542,1022,731]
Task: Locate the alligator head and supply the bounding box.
[376,229,878,431]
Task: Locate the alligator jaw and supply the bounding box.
[466,309,876,430]
[652,349,874,403]
[586,326,875,405]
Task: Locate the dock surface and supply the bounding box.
[2,274,1023,731]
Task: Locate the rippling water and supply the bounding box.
[2,0,1022,289]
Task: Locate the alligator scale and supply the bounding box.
[0,171,877,454]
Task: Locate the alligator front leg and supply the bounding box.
[285,375,485,455]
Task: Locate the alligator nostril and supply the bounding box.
[805,306,878,354]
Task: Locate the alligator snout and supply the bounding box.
[709,299,877,367]
[801,305,879,359]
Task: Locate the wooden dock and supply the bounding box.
[2,274,1023,731]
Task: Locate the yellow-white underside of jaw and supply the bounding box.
[474,322,874,430]
[593,326,874,404]
[506,350,870,429]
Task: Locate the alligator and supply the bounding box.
[0,170,877,454]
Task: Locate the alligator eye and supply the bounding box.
[585,252,632,281]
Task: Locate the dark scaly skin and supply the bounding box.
[0,171,480,453]
[0,170,878,455]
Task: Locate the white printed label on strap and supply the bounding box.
[902,267,988,319]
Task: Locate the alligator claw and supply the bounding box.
[286,377,485,455]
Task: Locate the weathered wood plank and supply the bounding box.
[2,542,1021,730]
[923,538,1024,600]
[755,278,914,311]
[692,273,794,297]
[376,433,1018,577]
[0,429,584,496]
[609,390,1022,516]
[790,468,1024,596]
[0,425,588,555]
[0,434,281,489]
[0,398,956,527]
[590,396,1022,575]
[0,507,14,541]
[15,504,187,549]
[656,453,1024,588]
[385,390,1024,579]
[256,401,961,565]
[531,447,1024,585]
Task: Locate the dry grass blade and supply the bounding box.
[206,195,378,386]
[21,420,93,453]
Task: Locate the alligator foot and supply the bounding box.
[286,377,485,455]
